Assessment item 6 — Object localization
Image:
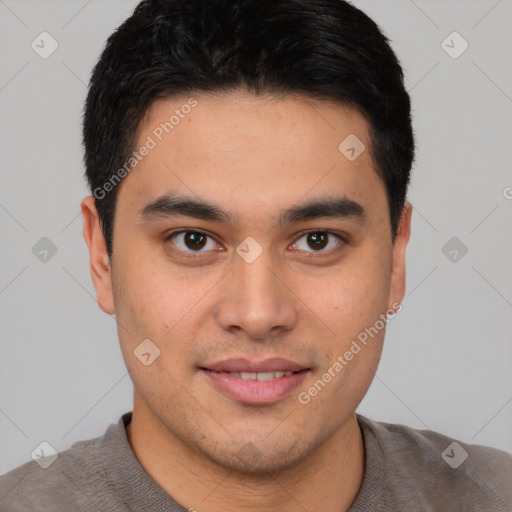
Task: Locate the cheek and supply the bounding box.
[111,261,199,399]
[315,248,392,403]
[111,251,219,363]
[113,243,189,325]
[307,247,392,339]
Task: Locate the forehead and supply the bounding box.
[117,91,387,225]
[142,91,371,155]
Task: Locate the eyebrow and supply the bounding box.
[139,193,366,226]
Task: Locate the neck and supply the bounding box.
[126,396,365,512]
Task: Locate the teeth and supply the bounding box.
[256,372,275,381]
[232,371,294,381]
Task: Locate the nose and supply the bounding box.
[215,247,298,341]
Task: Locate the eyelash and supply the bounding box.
[164,228,347,259]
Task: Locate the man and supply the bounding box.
[1,0,510,510]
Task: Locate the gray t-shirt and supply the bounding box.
[1,411,511,511]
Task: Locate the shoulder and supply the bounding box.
[357,414,512,508]
[358,414,512,467]
[0,434,109,511]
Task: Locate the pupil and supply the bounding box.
[185,232,206,250]
[308,232,328,250]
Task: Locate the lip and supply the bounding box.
[202,357,309,373]
[199,358,311,405]
[200,368,310,404]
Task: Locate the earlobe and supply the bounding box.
[81,196,115,314]
[387,201,413,311]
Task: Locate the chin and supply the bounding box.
[203,434,315,476]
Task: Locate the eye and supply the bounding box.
[165,229,345,258]
[291,231,344,253]
[166,230,220,253]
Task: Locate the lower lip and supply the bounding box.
[200,369,309,404]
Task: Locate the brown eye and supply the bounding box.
[307,232,328,250]
[184,231,207,250]
[292,231,343,253]
[167,230,218,253]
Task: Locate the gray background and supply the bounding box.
[0,0,511,475]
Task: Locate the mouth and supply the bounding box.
[199,358,311,404]
[202,369,307,381]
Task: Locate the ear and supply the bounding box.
[81,196,115,314]
[387,200,413,313]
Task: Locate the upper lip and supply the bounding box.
[201,357,310,373]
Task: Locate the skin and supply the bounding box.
[82,90,412,512]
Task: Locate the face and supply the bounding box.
[82,90,411,475]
